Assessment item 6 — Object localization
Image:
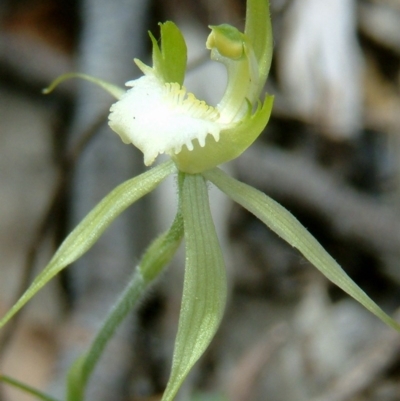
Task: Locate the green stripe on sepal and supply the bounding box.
[204,167,400,332]
[0,160,176,329]
[162,173,227,401]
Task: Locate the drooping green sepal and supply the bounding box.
[204,167,400,333]
[162,173,227,401]
[66,210,184,401]
[172,94,274,174]
[0,161,176,329]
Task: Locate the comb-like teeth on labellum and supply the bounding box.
[108,75,224,166]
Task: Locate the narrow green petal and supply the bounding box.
[43,73,125,99]
[67,211,184,401]
[162,173,227,401]
[0,161,176,329]
[245,0,273,91]
[204,168,400,332]
[0,374,60,401]
[173,95,274,174]
[149,21,187,85]
[139,210,184,283]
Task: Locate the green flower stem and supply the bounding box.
[67,210,184,401]
[162,173,227,401]
[204,167,400,332]
[0,160,176,329]
[0,373,60,401]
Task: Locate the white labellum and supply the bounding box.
[109,75,222,166]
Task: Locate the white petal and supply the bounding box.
[108,75,222,165]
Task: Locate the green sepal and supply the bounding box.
[245,0,273,92]
[66,210,184,401]
[42,72,125,99]
[0,160,176,329]
[173,95,274,174]
[147,21,187,85]
[204,167,400,332]
[162,173,227,401]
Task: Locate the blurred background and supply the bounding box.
[1,0,400,400]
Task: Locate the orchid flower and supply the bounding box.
[107,20,273,174]
[1,1,400,401]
